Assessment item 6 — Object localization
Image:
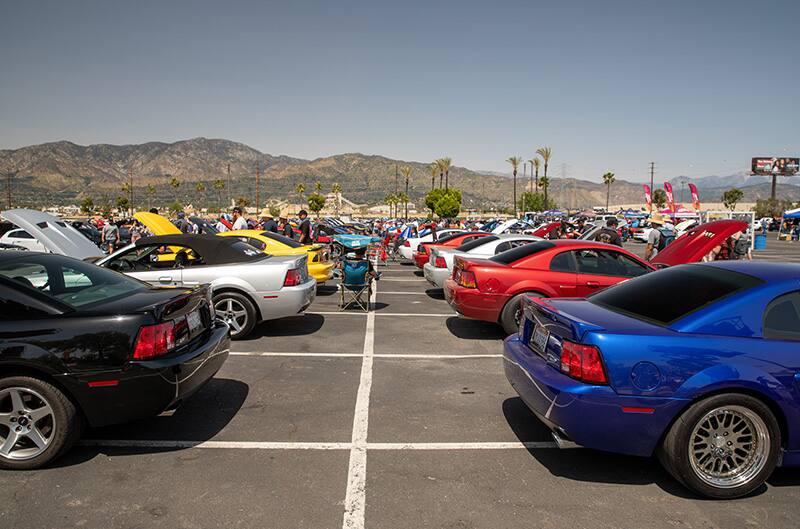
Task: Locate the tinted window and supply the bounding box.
[495,241,512,254]
[574,249,649,278]
[764,292,800,341]
[10,230,33,239]
[435,232,465,244]
[457,235,498,252]
[261,231,303,248]
[490,241,555,265]
[590,264,763,325]
[550,251,575,272]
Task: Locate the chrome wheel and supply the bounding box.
[688,405,769,489]
[215,298,248,334]
[0,387,56,461]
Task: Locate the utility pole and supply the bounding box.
[255,161,261,213]
[523,163,527,193]
[227,163,231,208]
[395,164,398,194]
[649,162,655,212]
[128,167,133,216]
[6,171,16,209]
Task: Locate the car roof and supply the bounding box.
[697,260,800,282]
[134,234,265,265]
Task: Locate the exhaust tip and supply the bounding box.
[551,429,580,449]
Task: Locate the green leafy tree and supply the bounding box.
[434,189,462,218]
[536,147,552,205]
[754,198,793,219]
[235,196,250,208]
[507,156,522,217]
[519,192,555,212]
[331,183,342,216]
[213,179,226,208]
[195,182,206,207]
[602,171,616,211]
[652,188,667,209]
[80,196,94,215]
[307,192,326,218]
[295,183,306,205]
[314,181,322,192]
[100,202,112,217]
[169,177,181,201]
[722,187,744,211]
[115,195,129,212]
[168,200,183,215]
[425,188,445,215]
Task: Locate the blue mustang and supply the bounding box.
[504,261,800,499]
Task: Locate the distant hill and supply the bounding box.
[2,138,799,209]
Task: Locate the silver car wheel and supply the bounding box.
[688,405,769,489]
[215,298,249,334]
[0,387,55,461]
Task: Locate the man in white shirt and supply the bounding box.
[232,207,248,231]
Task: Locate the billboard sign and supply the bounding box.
[751,157,799,176]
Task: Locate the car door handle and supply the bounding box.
[158,276,172,284]
[585,281,600,288]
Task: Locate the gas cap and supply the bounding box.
[630,361,661,391]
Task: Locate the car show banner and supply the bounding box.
[688,183,701,211]
[664,182,676,213]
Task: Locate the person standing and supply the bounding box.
[175,212,192,233]
[231,207,248,231]
[278,217,294,239]
[261,214,278,233]
[101,216,119,254]
[645,214,665,261]
[298,210,312,244]
[595,217,623,246]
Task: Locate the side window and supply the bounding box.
[574,249,601,274]
[495,241,511,254]
[61,265,93,289]
[10,230,34,239]
[0,261,50,291]
[763,292,800,341]
[247,238,267,251]
[462,235,480,244]
[601,251,650,278]
[509,240,531,249]
[549,251,575,272]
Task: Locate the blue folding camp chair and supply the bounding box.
[339,259,372,311]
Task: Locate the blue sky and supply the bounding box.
[1,0,798,182]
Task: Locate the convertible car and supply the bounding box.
[445,220,748,334]
[423,234,542,289]
[505,261,800,499]
[97,235,316,339]
[0,251,229,469]
[413,231,493,268]
[218,230,335,284]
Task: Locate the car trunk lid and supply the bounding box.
[133,212,181,236]
[650,219,748,267]
[1,209,104,260]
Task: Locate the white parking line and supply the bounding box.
[374,312,454,317]
[374,354,501,359]
[379,278,426,282]
[368,442,558,450]
[376,291,430,295]
[342,280,377,529]
[228,352,501,359]
[80,440,559,450]
[230,352,364,358]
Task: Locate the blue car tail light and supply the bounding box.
[560,340,608,385]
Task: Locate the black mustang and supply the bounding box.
[0,251,230,469]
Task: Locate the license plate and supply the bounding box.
[187,308,203,334]
[532,324,550,354]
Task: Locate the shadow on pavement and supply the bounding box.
[413,270,423,277]
[316,285,339,297]
[48,378,249,468]
[501,397,768,500]
[244,313,326,339]
[425,288,444,300]
[445,317,506,340]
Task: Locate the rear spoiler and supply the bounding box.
[525,296,604,343]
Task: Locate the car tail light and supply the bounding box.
[560,340,607,384]
[435,256,447,268]
[456,269,477,289]
[284,268,302,287]
[133,321,175,360]
[403,240,410,247]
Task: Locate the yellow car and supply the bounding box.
[218,230,334,284]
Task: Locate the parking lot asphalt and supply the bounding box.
[2,239,800,529]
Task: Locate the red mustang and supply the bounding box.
[444,220,747,334]
[413,231,493,268]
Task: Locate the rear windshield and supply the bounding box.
[261,231,303,248]
[435,231,466,244]
[457,235,498,252]
[589,264,763,325]
[489,241,555,264]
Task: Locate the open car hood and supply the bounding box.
[1,209,103,259]
[133,212,181,235]
[650,219,748,267]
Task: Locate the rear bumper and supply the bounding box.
[423,263,449,288]
[398,247,413,260]
[60,320,231,428]
[503,334,687,457]
[309,262,335,283]
[413,252,428,268]
[444,278,506,323]
[255,279,317,320]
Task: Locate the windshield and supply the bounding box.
[261,231,303,248]
[457,235,498,252]
[589,264,763,325]
[489,241,555,264]
[0,253,148,310]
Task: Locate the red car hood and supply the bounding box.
[650,219,748,267]
[533,222,561,237]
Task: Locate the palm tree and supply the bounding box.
[435,159,445,189]
[146,184,156,210]
[539,175,550,208]
[169,177,181,202]
[195,182,206,209]
[331,183,342,216]
[213,179,225,208]
[536,147,552,205]
[530,158,541,193]
[401,166,412,219]
[602,172,615,211]
[506,156,522,217]
[295,183,306,207]
[429,163,438,191]
[439,157,453,190]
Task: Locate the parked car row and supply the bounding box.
[407,219,800,499]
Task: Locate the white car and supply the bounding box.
[423,234,542,288]
[1,210,104,259]
[397,229,464,261]
[0,227,48,252]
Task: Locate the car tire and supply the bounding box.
[213,291,257,340]
[0,376,83,470]
[658,393,781,499]
[499,292,546,335]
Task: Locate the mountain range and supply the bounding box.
[1,138,798,209]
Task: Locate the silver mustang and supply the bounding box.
[1,210,316,339]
